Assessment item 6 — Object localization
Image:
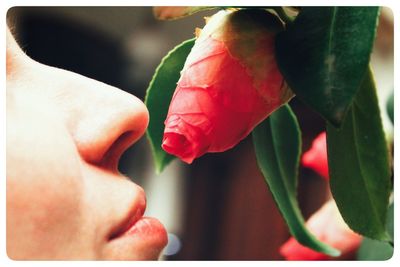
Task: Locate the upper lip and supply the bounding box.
[108,189,146,240]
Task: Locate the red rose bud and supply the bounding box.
[302,132,329,179]
[162,9,293,163]
[280,200,362,260]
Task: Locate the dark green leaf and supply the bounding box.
[357,203,394,260]
[386,90,394,125]
[357,239,393,260]
[145,39,195,173]
[276,7,380,127]
[387,203,394,241]
[327,68,391,241]
[252,104,339,256]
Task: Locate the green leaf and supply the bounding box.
[252,104,340,257]
[153,6,218,20]
[357,238,393,260]
[145,38,195,173]
[357,203,394,260]
[386,90,394,125]
[327,68,391,241]
[387,203,394,241]
[276,7,380,127]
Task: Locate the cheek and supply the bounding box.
[6,96,86,259]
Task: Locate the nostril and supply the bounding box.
[98,131,137,172]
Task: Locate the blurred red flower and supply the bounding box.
[280,200,362,260]
[162,9,293,163]
[281,132,362,260]
[302,132,329,179]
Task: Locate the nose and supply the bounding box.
[48,66,149,172]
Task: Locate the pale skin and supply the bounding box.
[6,28,167,260]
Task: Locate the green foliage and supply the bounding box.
[357,239,394,260]
[276,7,380,127]
[327,68,391,241]
[357,203,394,260]
[386,90,394,125]
[252,104,339,256]
[145,39,195,173]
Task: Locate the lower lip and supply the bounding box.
[122,216,168,245]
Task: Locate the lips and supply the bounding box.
[121,216,168,238]
[109,200,146,240]
[107,187,168,256]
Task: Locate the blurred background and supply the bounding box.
[6,6,393,260]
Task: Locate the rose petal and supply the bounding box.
[162,10,292,163]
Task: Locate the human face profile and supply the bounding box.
[6,28,167,260]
